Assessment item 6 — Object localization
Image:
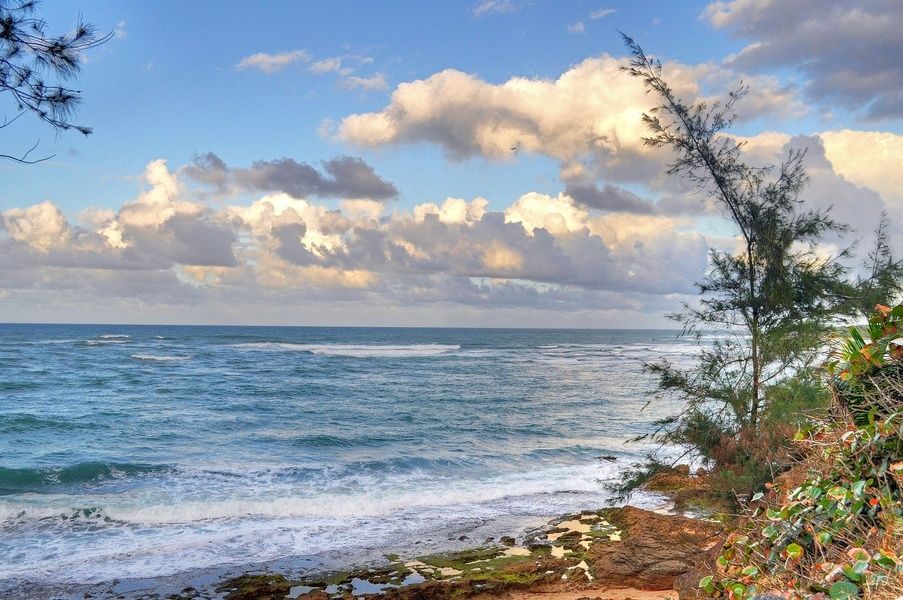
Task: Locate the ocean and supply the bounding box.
[0,324,697,595]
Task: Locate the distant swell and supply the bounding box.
[0,462,172,494]
[231,343,461,357]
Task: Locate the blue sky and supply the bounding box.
[1,1,901,326]
[2,0,773,213]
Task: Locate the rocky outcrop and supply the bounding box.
[587,507,723,591]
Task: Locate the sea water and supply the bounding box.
[0,324,698,592]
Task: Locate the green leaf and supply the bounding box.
[741,566,759,577]
[698,575,714,589]
[816,531,832,545]
[842,564,863,583]
[751,492,764,502]
[829,581,859,599]
[785,543,804,560]
[851,480,867,497]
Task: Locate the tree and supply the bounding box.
[847,212,903,318]
[1,0,110,163]
[619,35,860,479]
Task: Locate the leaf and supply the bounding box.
[698,575,714,589]
[816,531,832,545]
[828,581,859,599]
[847,547,870,562]
[785,543,804,560]
[741,566,759,577]
[751,492,764,502]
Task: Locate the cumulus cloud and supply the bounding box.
[819,130,903,206]
[336,56,803,186]
[565,183,655,214]
[704,0,903,119]
[184,153,398,200]
[2,201,70,253]
[1,158,716,325]
[235,50,310,73]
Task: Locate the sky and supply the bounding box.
[1,0,902,327]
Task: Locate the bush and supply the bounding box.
[699,305,903,599]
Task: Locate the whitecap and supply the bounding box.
[130,354,191,362]
[231,343,460,357]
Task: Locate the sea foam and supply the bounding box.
[231,343,460,357]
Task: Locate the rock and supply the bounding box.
[587,507,722,591]
[458,535,468,541]
[499,536,516,546]
[214,574,292,600]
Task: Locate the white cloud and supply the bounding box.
[472,0,518,18]
[235,50,309,73]
[337,56,803,185]
[2,201,70,253]
[819,130,903,205]
[589,8,616,19]
[341,73,388,91]
[568,22,585,34]
[310,58,350,76]
[0,158,716,324]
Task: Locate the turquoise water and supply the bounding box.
[0,325,694,590]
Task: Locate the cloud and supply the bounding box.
[2,201,70,253]
[703,0,903,119]
[0,158,716,325]
[472,0,519,18]
[336,56,804,186]
[184,153,399,200]
[568,22,585,34]
[310,57,351,76]
[235,50,309,73]
[341,73,388,91]
[818,130,903,206]
[589,8,616,19]
[565,183,655,214]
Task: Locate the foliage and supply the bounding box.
[830,304,903,426]
[618,34,902,501]
[845,215,903,319]
[0,0,110,162]
[699,306,903,599]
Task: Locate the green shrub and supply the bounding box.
[699,305,903,599]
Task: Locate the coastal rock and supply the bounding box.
[587,507,722,591]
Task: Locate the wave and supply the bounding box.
[98,335,130,339]
[0,414,91,434]
[130,354,190,362]
[0,460,625,525]
[231,342,461,357]
[0,462,172,494]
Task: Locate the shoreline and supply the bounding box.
[3,484,720,600]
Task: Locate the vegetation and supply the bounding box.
[618,34,903,501]
[0,0,110,163]
[700,305,903,599]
